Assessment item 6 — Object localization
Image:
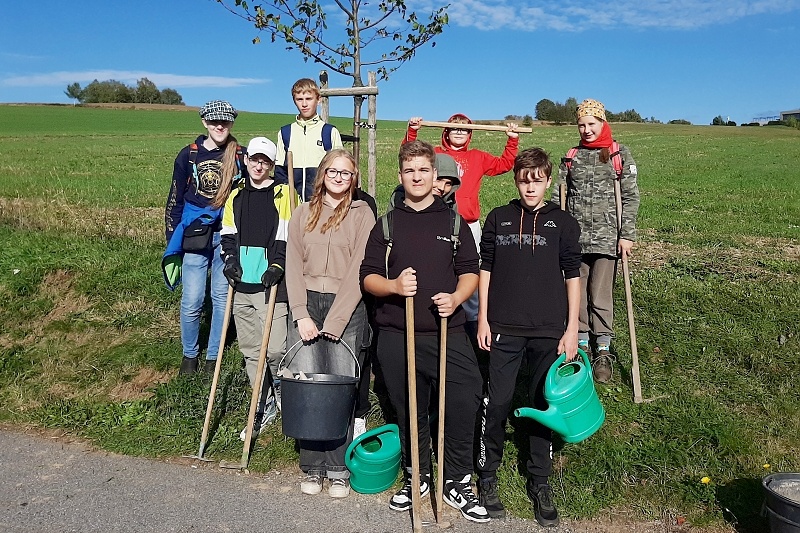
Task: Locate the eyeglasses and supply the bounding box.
[248,158,272,168]
[447,128,469,135]
[325,168,355,181]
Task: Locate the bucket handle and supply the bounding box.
[278,338,360,380]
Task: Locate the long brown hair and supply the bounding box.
[304,149,359,234]
[210,136,240,209]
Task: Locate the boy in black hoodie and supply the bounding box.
[475,148,582,527]
[360,141,488,523]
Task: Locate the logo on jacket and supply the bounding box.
[544,220,557,228]
[500,221,512,226]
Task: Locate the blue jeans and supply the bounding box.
[179,232,226,360]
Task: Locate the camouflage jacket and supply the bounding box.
[553,144,640,256]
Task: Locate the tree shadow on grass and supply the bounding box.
[716,477,769,533]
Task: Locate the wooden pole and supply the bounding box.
[406,297,422,533]
[367,71,377,198]
[418,120,532,133]
[436,317,447,525]
[319,70,329,122]
[287,151,296,212]
[614,180,643,404]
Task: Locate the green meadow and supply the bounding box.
[1,104,799,531]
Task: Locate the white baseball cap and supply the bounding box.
[246,137,277,161]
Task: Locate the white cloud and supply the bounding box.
[1,70,267,88]
[438,0,800,31]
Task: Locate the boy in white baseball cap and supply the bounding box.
[220,136,297,440]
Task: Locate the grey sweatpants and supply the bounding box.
[233,292,288,406]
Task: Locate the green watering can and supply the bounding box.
[345,424,401,494]
[515,348,605,443]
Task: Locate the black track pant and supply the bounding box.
[478,335,559,480]
[376,329,482,480]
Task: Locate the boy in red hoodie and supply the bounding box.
[403,115,519,334]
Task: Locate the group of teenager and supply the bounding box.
[163,78,640,527]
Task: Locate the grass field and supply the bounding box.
[1,104,799,531]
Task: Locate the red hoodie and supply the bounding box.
[403,113,518,223]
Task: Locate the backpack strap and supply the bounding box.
[561,147,579,172]
[609,141,623,180]
[280,124,292,154]
[187,143,199,184]
[450,210,462,259]
[235,144,244,178]
[381,211,393,278]
[321,123,334,151]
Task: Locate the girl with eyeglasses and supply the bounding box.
[284,148,376,498]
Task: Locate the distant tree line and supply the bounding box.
[65,78,185,105]
[711,115,736,126]
[533,98,651,124]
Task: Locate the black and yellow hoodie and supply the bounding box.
[220,178,295,300]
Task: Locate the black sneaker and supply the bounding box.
[443,475,490,523]
[389,474,430,511]
[179,356,199,375]
[203,359,218,375]
[478,477,506,519]
[526,479,559,527]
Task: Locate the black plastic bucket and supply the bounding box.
[279,339,360,441]
[763,473,800,533]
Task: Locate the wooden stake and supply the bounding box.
[418,120,532,133]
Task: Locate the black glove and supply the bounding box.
[223,255,243,286]
[261,264,284,287]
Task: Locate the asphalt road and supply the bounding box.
[0,428,646,533]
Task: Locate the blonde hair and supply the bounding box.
[291,78,321,98]
[304,149,358,234]
[210,136,242,209]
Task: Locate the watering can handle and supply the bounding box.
[545,348,591,391]
[345,423,400,461]
[278,338,361,379]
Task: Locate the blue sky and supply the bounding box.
[2,0,798,125]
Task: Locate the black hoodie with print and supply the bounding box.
[480,200,581,338]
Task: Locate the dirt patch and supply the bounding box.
[0,197,162,243]
[84,103,198,112]
[38,270,91,322]
[108,367,172,401]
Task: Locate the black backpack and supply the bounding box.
[380,187,462,276]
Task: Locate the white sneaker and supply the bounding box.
[443,474,490,523]
[328,478,350,498]
[353,417,367,438]
[239,398,278,441]
[301,473,323,495]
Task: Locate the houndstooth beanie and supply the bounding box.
[199,100,238,122]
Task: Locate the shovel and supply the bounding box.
[614,179,643,404]
[406,296,423,533]
[220,284,279,470]
[184,284,234,461]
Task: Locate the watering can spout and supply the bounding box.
[514,406,569,436]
